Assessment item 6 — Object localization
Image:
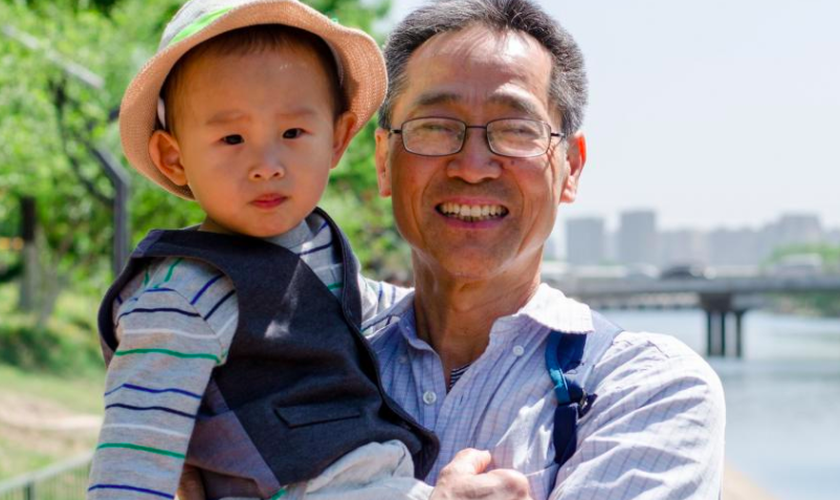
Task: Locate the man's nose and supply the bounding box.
[445,128,502,183]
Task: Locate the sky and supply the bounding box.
[384,0,840,233]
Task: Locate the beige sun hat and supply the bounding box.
[119,0,386,199]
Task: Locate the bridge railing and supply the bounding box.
[0,452,92,500]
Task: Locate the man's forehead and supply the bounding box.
[394,25,554,119]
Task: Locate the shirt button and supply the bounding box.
[512,345,525,357]
[398,355,409,364]
[422,390,437,405]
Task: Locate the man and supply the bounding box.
[368,0,725,498]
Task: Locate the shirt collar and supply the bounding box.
[503,283,593,334]
[264,213,321,250]
[389,282,593,348]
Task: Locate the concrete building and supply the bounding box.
[565,217,606,265]
[659,229,708,267]
[773,213,824,248]
[707,228,761,266]
[617,210,658,266]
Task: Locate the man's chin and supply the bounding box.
[415,247,512,283]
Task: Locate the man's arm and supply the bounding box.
[549,334,726,499]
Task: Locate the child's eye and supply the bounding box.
[221,135,244,145]
[282,128,304,139]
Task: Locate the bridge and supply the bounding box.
[541,270,840,358]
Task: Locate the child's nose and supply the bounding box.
[249,155,285,181]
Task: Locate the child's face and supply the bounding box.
[150,46,355,237]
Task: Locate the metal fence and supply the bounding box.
[0,452,92,500]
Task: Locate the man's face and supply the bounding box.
[376,25,583,281]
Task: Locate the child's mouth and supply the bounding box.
[252,195,286,209]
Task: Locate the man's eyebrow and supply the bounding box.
[411,92,462,109]
[486,93,542,117]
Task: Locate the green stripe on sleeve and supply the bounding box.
[114,348,221,364]
[163,257,183,283]
[327,282,344,290]
[97,442,186,459]
[269,488,288,499]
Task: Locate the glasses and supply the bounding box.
[389,117,563,158]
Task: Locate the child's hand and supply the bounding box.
[177,465,206,500]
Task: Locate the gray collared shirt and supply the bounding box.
[368,283,725,500]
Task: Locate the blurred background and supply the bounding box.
[0,0,837,499]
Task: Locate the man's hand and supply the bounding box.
[430,449,533,500]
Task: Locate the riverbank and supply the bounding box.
[724,463,778,500]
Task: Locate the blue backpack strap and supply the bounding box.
[546,310,623,466]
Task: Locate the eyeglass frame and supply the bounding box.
[388,116,565,158]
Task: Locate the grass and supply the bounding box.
[0,283,105,482]
[0,363,104,415]
[0,284,104,376]
[0,362,104,482]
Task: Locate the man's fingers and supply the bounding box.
[439,448,493,476]
[485,469,531,499]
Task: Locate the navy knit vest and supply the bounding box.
[98,208,439,498]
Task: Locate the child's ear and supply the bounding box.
[149,130,188,186]
[330,111,358,169]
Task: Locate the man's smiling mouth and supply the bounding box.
[436,203,509,222]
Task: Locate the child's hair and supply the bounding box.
[161,24,347,136]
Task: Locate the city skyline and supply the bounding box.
[387,0,840,230]
[558,208,837,267]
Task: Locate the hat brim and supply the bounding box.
[120,0,386,199]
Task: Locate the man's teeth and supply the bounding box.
[438,203,508,221]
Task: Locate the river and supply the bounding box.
[602,309,840,500]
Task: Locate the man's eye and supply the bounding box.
[283,128,304,139]
[221,135,244,145]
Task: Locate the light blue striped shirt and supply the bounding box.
[369,283,726,500]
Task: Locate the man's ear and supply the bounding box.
[560,132,587,204]
[330,111,358,169]
[374,127,392,198]
[149,130,188,186]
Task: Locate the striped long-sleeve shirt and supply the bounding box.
[88,212,408,500]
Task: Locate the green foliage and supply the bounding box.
[0,284,104,375]
[0,0,405,324]
[767,243,840,272]
[765,244,840,317]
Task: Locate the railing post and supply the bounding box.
[24,481,35,500]
[18,196,38,312]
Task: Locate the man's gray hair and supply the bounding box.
[378,0,588,138]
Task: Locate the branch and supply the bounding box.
[50,79,114,206]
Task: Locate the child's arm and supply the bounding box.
[88,284,232,499]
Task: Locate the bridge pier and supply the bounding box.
[734,309,746,358]
[700,294,746,358]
